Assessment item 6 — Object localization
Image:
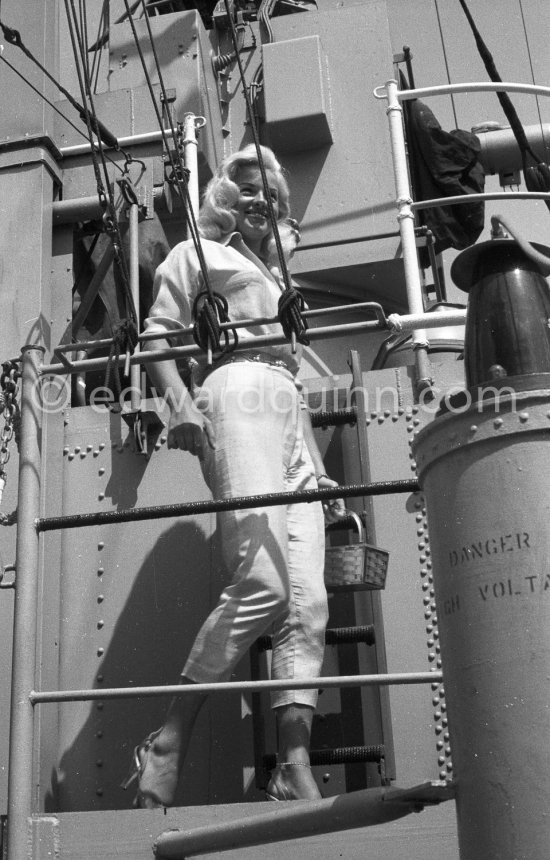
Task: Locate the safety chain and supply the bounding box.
[0,359,21,525]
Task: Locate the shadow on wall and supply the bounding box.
[45,518,247,812]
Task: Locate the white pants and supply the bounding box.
[183,361,328,709]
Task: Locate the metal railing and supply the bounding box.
[6,340,429,860]
[374,78,550,394]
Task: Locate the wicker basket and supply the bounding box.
[324,511,389,592]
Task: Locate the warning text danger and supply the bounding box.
[449,532,530,567]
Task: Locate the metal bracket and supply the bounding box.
[0,563,16,589]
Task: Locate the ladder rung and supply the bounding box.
[310,407,357,429]
[263,745,385,771]
[256,625,375,653]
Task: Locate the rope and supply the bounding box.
[123,0,238,360]
[0,24,124,173]
[65,4,139,318]
[222,0,309,349]
[0,18,122,154]
[78,0,90,78]
[104,318,140,408]
[434,0,458,128]
[192,288,236,357]
[277,286,309,345]
[89,0,109,92]
[457,0,550,208]
[490,214,550,275]
[64,0,139,409]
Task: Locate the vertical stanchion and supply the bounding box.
[7,346,44,860]
[182,113,205,217]
[384,80,432,391]
[129,202,141,411]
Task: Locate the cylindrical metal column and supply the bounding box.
[7,346,44,860]
[384,79,430,391]
[413,387,550,860]
[182,113,205,217]
[129,201,141,410]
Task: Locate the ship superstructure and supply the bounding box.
[1,1,550,858]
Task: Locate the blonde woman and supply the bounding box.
[127,144,345,808]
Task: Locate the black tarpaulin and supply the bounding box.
[405,98,485,255]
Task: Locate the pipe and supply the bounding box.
[375,81,550,102]
[41,304,469,376]
[153,784,450,858]
[387,309,466,333]
[385,81,426,330]
[411,190,550,210]
[58,127,173,158]
[490,214,550,274]
[384,79,431,394]
[52,195,103,224]
[35,478,420,532]
[41,320,386,375]
[6,347,44,860]
[128,202,141,411]
[53,301,388,354]
[475,123,550,177]
[30,671,442,705]
[182,113,205,217]
[296,230,401,251]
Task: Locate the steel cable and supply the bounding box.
[65,0,139,403]
[222,0,309,349]
[123,0,238,359]
[458,0,550,210]
[0,19,125,172]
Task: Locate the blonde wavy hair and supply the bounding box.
[197,144,299,264]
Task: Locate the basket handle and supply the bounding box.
[343,510,365,543]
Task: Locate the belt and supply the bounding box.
[207,352,291,376]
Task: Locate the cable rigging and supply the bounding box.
[88,0,109,94]
[0,18,123,155]
[64,0,140,403]
[0,50,117,158]
[222,0,309,350]
[0,19,127,175]
[457,0,550,210]
[122,0,239,362]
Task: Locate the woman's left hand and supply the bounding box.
[316,474,347,524]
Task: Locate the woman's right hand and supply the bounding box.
[167,402,215,459]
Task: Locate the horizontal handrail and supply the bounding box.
[36,479,420,532]
[53,301,388,356]
[42,309,468,376]
[412,191,550,210]
[388,309,465,332]
[374,80,550,101]
[30,671,443,704]
[42,321,383,375]
[58,127,173,158]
